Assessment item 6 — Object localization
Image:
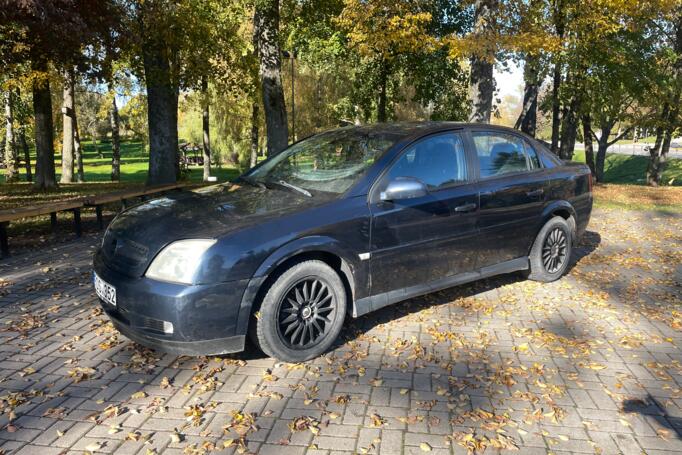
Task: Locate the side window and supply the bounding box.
[384,133,468,190]
[524,141,542,169]
[472,132,529,178]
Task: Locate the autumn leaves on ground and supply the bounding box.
[0,207,680,454]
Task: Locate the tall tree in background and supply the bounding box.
[109,89,121,181]
[254,0,289,156]
[549,0,566,153]
[200,77,211,181]
[31,60,57,189]
[512,0,551,137]
[336,0,437,122]
[3,90,17,182]
[514,54,541,136]
[138,0,179,185]
[15,88,32,182]
[468,0,497,123]
[646,5,681,185]
[1,0,119,189]
[61,70,75,183]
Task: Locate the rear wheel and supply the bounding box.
[254,260,346,362]
[527,216,573,282]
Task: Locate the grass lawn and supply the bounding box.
[571,150,682,186]
[1,139,241,186]
[1,138,680,217]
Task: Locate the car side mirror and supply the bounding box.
[380,177,428,201]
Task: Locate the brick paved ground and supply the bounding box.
[0,207,680,455]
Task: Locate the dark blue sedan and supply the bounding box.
[93,122,592,362]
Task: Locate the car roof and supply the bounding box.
[338,121,531,139]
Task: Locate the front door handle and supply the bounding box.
[454,203,477,213]
[526,189,544,197]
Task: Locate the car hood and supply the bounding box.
[100,183,331,277]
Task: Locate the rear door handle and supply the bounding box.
[526,189,544,197]
[454,203,477,213]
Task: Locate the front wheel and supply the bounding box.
[527,216,573,282]
[254,260,346,362]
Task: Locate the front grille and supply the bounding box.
[101,231,150,276]
[139,316,167,334]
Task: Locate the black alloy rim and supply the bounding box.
[542,227,568,273]
[276,278,336,349]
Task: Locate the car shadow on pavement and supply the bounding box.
[622,394,682,439]
[342,229,602,345]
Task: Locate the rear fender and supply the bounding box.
[529,201,577,253]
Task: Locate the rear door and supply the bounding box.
[368,131,479,296]
[470,130,547,268]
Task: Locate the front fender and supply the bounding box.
[234,236,367,336]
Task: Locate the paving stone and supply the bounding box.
[0,209,681,455]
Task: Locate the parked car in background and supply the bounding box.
[93,122,593,362]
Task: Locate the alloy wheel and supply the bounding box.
[542,227,568,273]
[276,278,336,349]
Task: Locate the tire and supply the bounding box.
[527,216,573,282]
[253,260,347,362]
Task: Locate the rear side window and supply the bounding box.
[524,141,542,169]
[384,132,467,190]
[472,132,529,178]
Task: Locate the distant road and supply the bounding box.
[575,142,682,159]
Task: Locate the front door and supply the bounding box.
[470,130,547,268]
[368,131,479,298]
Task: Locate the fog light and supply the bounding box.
[163,321,174,334]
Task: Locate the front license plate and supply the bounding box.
[94,272,117,307]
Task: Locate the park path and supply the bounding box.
[0,208,681,455]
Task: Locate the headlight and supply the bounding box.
[145,239,216,284]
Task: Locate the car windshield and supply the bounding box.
[245,128,400,194]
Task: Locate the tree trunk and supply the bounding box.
[594,125,613,183]
[647,10,681,185]
[558,75,580,160]
[32,60,57,190]
[143,29,179,185]
[582,114,595,175]
[110,89,121,181]
[61,70,75,183]
[514,53,540,136]
[468,0,497,123]
[550,62,562,154]
[646,106,667,186]
[201,77,211,181]
[73,106,84,182]
[550,2,565,154]
[254,0,288,156]
[4,90,18,182]
[19,124,31,182]
[250,101,259,168]
[377,59,388,122]
[14,86,31,181]
[654,123,674,185]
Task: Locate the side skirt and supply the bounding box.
[353,257,529,317]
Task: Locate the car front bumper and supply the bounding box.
[93,250,250,356]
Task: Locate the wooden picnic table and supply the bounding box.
[0,199,84,258]
[0,182,191,258]
[82,182,189,229]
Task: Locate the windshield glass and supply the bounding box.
[246,127,400,194]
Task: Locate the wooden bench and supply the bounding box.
[82,183,189,229]
[0,183,192,258]
[0,200,84,258]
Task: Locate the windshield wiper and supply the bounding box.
[238,176,267,190]
[276,180,312,197]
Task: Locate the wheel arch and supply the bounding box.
[235,236,358,337]
[530,201,578,254]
